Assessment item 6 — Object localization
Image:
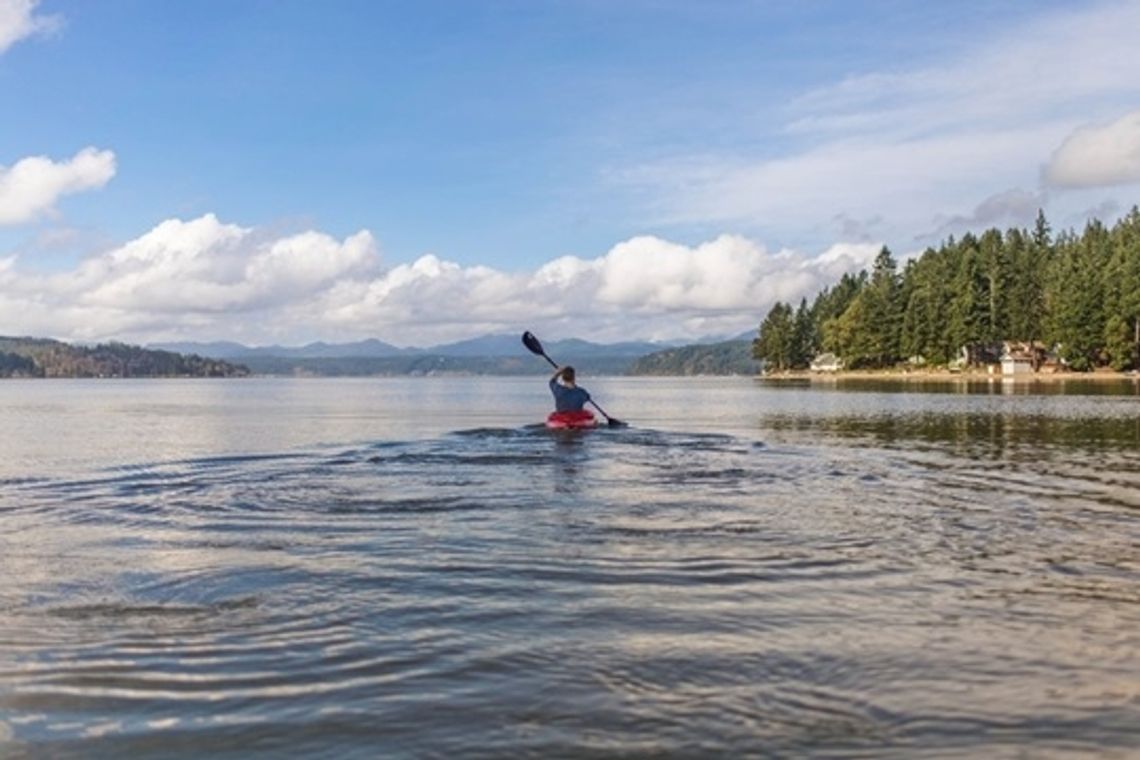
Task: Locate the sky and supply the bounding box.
[2,0,1140,347]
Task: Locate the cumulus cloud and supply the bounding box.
[0,148,117,225]
[1,214,879,346]
[0,0,59,54]
[313,233,881,344]
[1045,109,1140,188]
[75,214,379,313]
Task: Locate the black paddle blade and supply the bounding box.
[521,331,545,356]
[606,417,628,428]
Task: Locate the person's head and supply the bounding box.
[561,366,576,384]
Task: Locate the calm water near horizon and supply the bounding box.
[1,377,1138,758]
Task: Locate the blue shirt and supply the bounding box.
[549,377,591,412]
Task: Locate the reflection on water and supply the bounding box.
[1,378,1138,758]
[776,376,1140,396]
[764,411,1140,456]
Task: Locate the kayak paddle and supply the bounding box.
[522,331,627,428]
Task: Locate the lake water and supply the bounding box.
[1,377,1138,758]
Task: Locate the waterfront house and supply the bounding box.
[1000,341,1049,374]
[1001,348,1034,376]
[810,352,843,372]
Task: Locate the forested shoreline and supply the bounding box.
[753,209,1140,373]
[0,337,249,378]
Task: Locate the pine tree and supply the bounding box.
[1006,226,1045,344]
[1032,208,1052,248]
[1047,223,1108,370]
[1103,206,1140,369]
[753,302,796,371]
[860,246,902,367]
[822,293,870,366]
[979,228,1011,343]
[791,298,814,369]
[947,235,987,359]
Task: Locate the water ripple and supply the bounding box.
[2,425,1138,758]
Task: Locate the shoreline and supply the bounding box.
[759,369,1140,383]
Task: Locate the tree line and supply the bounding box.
[0,337,250,378]
[754,208,1140,372]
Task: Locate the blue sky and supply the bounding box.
[2,0,1139,346]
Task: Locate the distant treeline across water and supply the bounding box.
[0,337,248,378]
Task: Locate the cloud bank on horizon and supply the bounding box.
[2,0,1140,347]
[0,212,879,345]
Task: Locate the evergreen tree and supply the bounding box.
[901,274,940,362]
[1006,226,1046,345]
[947,235,987,357]
[791,298,814,369]
[1032,208,1052,249]
[855,246,902,367]
[753,302,796,371]
[824,293,878,368]
[1047,223,1109,370]
[1102,206,1140,369]
[979,228,1011,342]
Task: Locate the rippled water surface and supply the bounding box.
[2,377,1138,758]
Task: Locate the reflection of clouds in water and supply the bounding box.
[2,382,1139,754]
[83,720,126,738]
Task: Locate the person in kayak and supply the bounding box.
[548,366,596,426]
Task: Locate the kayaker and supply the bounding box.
[524,331,623,428]
[546,366,596,427]
[549,366,591,412]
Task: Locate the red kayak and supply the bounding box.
[545,409,597,429]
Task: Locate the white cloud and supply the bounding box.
[0,214,879,346]
[1045,109,1140,188]
[0,0,59,54]
[629,127,1062,234]
[74,214,379,313]
[617,1,1140,244]
[0,148,116,225]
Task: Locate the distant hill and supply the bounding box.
[426,334,527,357]
[151,338,408,359]
[235,353,640,377]
[627,339,759,376]
[0,337,250,378]
[153,334,670,360]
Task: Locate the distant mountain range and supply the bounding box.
[149,338,409,360]
[150,334,675,360]
[0,332,760,378]
[145,333,760,377]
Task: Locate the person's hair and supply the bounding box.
[561,366,576,384]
